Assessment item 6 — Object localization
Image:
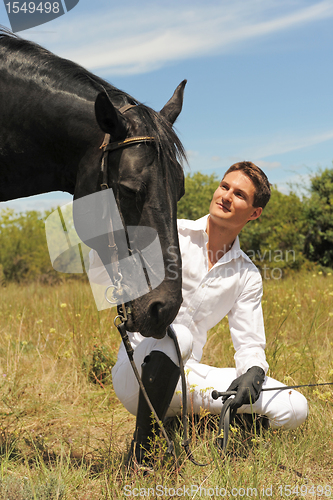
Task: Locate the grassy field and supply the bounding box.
[0,272,332,499]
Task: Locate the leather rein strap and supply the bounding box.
[98,103,204,468]
[213,381,333,453]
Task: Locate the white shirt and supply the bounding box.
[114,214,268,376]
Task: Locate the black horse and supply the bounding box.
[0,27,186,339]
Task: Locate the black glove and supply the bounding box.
[222,366,265,411]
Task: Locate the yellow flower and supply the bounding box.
[60,303,67,308]
[49,328,56,333]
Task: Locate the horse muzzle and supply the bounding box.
[127,292,182,339]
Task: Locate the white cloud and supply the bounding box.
[249,129,333,159]
[274,172,312,196]
[0,193,72,214]
[256,160,281,170]
[22,0,333,75]
[186,150,200,159]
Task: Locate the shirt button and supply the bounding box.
[201,283,205,288]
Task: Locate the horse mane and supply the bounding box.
[0,26,187,170]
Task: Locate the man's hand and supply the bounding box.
[222,366,265,411]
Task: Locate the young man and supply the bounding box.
[93,161,308,465]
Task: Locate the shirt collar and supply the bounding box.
[177,215,253,266]
[177,214,209,232]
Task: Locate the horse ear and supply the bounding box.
[160,80,187,124]
[95,92,128,140]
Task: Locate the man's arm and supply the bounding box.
[227,270,269,377]
[224,271,268,410]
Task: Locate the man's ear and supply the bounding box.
[248,207,262,221]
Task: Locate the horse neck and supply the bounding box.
[0,84,103,201]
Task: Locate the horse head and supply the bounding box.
[74,81,186,339]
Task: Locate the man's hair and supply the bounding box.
[223,161,271,209]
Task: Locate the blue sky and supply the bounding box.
[1,0,333,213]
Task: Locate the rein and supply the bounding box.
[98,106,202,468]
[212,381,333,453]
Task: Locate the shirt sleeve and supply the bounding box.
[228,271,269,377]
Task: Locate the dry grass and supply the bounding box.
[0,272,332,498]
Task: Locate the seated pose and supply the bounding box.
[90,161,308,466]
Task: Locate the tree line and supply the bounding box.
[1,168,333,284]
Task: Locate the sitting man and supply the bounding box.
[90,161,308,466]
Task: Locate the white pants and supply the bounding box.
[112,326,308,430]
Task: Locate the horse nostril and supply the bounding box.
[149,301,164,323]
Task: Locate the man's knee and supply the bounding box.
[268,390,308,430]
[170,324,193,364]
[285,391,308,430]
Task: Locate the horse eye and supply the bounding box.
[118,183,136,196]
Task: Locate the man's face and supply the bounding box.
[209,170,262,230]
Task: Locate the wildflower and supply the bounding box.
[60,303,67,308]
[36,319,43,324]
[49,328,56,333]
